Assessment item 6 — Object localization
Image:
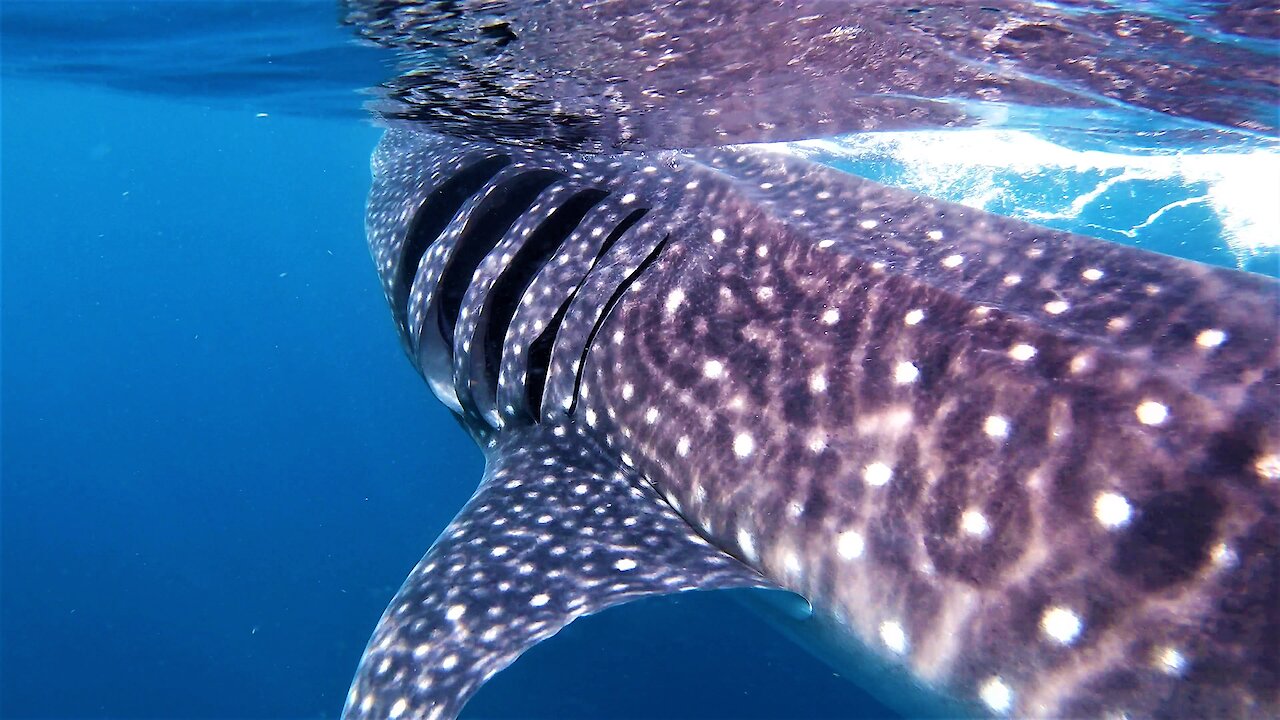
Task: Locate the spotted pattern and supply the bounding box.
[495,196,643,422]
[345,424,769,719]
[578,145,1278,719]
[358,127,1280,719]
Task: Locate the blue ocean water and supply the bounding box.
[2,3,1276,719]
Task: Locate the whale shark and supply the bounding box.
[337,1,1279,717]
[343,124,1278,719]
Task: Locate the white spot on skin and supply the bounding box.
[1044,300,1070,315]
[1211,542,1238,568]
[821,308,840,325]
[1040,606,1084,645]
[621,383,634,401]
[859,218,879,229]
[1136,400,1169,426]
[1008,344,1037,362]
[666,491,684,514]
[665,288,685,313]
[615,558,637,571]
[904,309,925,326]
[530,593,550,607]
[1003,274,1022,286]
[984,415,1011,439]
[894,361,920,384]
[1156,646,1187,675]
[1256,453,1280,481]
[711,228,726,243]
[676,436,691,457]
[1196,329,1227,349]
[960,509,990,538]
[737,528,758,562]
[879,620,909,654]
[644,407,659,424]
[703,360,726,379]
[864,462,893,487]
[979,676,1014,714]
[441,655,458,670]
[1082,267,1104,281]
[809,371,828,393]
[837,530,865,559]
[389,698,408,718]
[756,286,774,301]
[733,433,755,458]
[1094,491,1133,530]
[942,254,964,268]
[927,229,944,241]
[445,604,466,621]
[491,546,509,558]
[621,193,637,204]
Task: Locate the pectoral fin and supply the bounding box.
[344,423,770,719]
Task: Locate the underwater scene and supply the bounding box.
[3,2,1277,719]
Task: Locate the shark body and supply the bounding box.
[345,125,1279,719]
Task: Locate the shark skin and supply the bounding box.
[346,125,1279,719]
[341,0,1280,152]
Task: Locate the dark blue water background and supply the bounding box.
[2,2,1275,718]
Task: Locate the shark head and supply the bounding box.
[344,123,1279,719]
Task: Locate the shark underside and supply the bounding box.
[344,125,1279,719]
